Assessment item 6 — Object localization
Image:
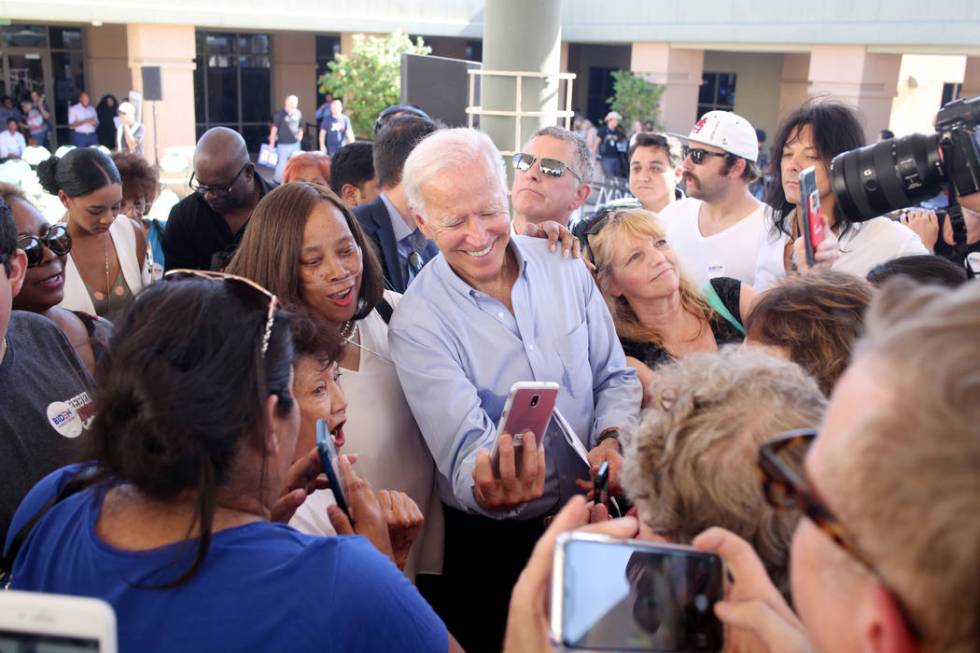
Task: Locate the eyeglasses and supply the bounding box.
[758,429,922,640]
[189,163,249,197]
[17,224,72,267]
[163,269,280,357]
[682,146,733,165]
[512,153,583,182]
[573,199,643,268]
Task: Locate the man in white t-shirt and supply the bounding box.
[0,118,26,160]
[657,111,765,287]
[67,92,98,148]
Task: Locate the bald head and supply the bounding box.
[193,127,256,214]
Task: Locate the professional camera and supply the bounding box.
[830,96,980,248]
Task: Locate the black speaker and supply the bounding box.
[141,66,162,102]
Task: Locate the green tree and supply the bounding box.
[607,70,665,130]
[319,31,431,138]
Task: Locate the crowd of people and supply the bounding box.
[0,87,977,653]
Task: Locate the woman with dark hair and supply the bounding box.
[2,183,109,374]
[866,254,968,288]
[227,182,442,579]
[112,151,163,277]
[94,94,118,149]
[38,147,150,321]
[753,100,927,290]
[3,276,453,652]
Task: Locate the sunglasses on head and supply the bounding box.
[682,146,735,166]
[163,269,280,357]
[512,153,583,182]
[573,199,643,268]
[17,224,72,267]
[758,428,923,641]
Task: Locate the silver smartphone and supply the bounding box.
[551,532,725,652]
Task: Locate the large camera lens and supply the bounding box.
[830,133,944,221]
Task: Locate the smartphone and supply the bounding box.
[491,381,559,475]
[551,532,725,652]
[594,461,622,518]
[799,166,826,267]
[315,418,349,518]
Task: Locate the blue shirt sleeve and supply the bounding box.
[4,463,87,555]
[327,537,447,652]
[576,262,642,445]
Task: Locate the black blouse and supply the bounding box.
[620,277,744,370]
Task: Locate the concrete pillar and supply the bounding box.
[126,24,197,162]
[480,0,562,154]
[962,56,980,99]
[271,31,317,132]
[807,45,901,143]
[630,43,703,134]
[84,25,131,101]
[777,53,810,125]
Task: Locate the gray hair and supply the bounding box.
[526,126,594,183]
[403,127,507,218]
[622,346,826,597]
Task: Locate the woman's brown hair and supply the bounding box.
[227,182,384,321]
[745,270,872,395]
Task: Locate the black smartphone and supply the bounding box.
[315,418,349,518]
[551,533,725,652]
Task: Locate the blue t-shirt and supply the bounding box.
[320,113,351,155]
[5,465,447,653]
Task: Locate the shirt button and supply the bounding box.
[528,344,535,351]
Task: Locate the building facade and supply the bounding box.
[1,1,978,156]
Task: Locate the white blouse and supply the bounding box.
[290,290,443,579]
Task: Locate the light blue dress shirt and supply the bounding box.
[389,236,641,519]
[381,193,428,287]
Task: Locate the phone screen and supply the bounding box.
[315,419,349,518]
[799,166,825,265]
[560,539,724,652]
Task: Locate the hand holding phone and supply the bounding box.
[799,166,826,267]
[552,533,725,652]
[316,418,349,518]
[491,381,559,476]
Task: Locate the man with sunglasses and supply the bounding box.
[658,110,765,287]
[694,279,980,653]
[511,127,593,235]
[162,127,276,271]
[0,198,94,545]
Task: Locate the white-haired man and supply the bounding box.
[659,110,765,286]
[268,94,303,183]
[389,127,641,653]
[511,126,592,234]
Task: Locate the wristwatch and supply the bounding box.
[596,428,621,451]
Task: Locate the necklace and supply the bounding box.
[342,325,393,365]
[339,319,356,339]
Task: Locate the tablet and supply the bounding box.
[0,590,117,652]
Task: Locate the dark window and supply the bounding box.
[315,35,341,111]
[0,25,48,48]
[194,31,272,153]
[465,41,482,62]
[51,50,85,127]
[587,66,618,126]
[49,27,82,50]
[941,82,962,108]
[698,72,737,118]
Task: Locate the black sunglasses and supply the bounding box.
[189,163,249,196]
[17,224,72,267]
[758,429,923,641]
[573,199,643,267]
[512,153,583,182]
[682,146,734,165]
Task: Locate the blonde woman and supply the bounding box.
[582,207,756,400]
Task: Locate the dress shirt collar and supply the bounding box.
[381,192,414,243]
[434,235,529,303]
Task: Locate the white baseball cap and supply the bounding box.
[118,101,136,116]
[670,110,759,162]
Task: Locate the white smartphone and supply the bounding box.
[490,381,559,475]
[0,590,117,652]
[551,532,725,652]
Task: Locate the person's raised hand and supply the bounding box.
[327,455,395,563]
[377,489,424,570]
[524,220,582,259]
[900,208,939,251]
[693,527,812,653]
[270,446,328,523]
[791,220,839,273]
[577,436,624,498]
[473,432,546,510]
[503,495,638,653]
